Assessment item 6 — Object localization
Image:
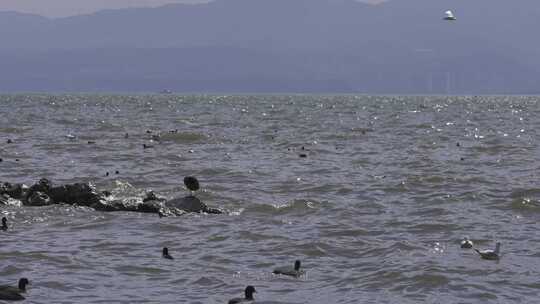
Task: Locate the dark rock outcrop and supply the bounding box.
[0,182,27,200]
[26,191,52,206]
[0,194,9,205]
[0,178,223,216]
[21,178,104,208]
[48,183,102,206]
[165,196,223,214]
[27,178,52,196]
[91,199,163,214]
[142,191,166,203]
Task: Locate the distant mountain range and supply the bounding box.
[1,0,539,93]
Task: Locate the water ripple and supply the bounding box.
[2,95,540,303]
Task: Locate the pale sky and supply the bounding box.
[0,0,382,18]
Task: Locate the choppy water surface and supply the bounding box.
[2,95,540,303]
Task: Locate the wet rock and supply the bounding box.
[1,178,223,216]
[205,207,224,214]
[0,193,23,207]
[136,200,163,213]
[143,191,166,203]
[0,182,27,200]
[26,191,52,206]
[0,194,9,205]
[91,198,162,214]
[22,178,104,208]
[158,207,186,217]
[27,178,52,197]
[165,196,223,214]
[48,183,103,206]
[91,200,123,212]
[165,196,205,213]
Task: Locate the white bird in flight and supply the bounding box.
[444,10,457,21]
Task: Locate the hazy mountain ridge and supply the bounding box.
[1,0,539,93]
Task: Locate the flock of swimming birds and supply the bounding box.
[1,175,502,302]
[0,7,471,302]
[0,176,310,302]
[0,13,491,298]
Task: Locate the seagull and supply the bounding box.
[474,242,501,260]
[444,10,457,21]
[460,236,473,249]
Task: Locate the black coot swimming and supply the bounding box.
[184,176,200,196]
[1,217,8,231]
[228,286,256,304]
[162,247,174,260]
[0,278,30,301]
[272,260,304,278]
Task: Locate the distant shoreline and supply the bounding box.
[1,92,540,97]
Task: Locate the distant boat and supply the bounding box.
[444,10,456,21]
[159,89,173,94]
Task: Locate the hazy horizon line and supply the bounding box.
[0,0,383,19]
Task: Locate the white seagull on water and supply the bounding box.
[474,242,501,260]
[460,236,473,249]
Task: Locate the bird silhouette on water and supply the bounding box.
[1,217,8,231]
[162,247,174,260]
[0,278,30,301]
[273,260,304,278]
[228,286,256,304]
[184,176,200,197]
